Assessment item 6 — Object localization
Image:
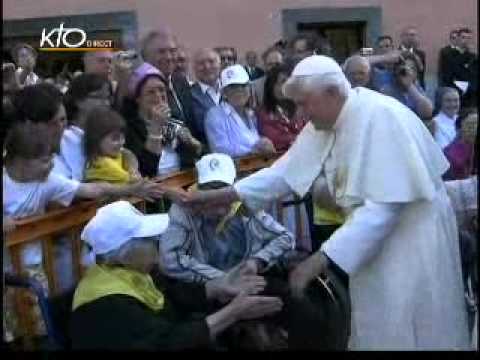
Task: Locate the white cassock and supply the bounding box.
[234,87,470,350]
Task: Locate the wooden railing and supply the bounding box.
[5,154,301,347]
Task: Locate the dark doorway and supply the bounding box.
[298,21,366,63]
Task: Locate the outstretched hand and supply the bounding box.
[289,251,329,299]
[156,185,239,213]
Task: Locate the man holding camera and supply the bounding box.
[378,52,433,120]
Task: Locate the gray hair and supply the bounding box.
[343,55,370,73]
[283,72,351,100]
[96,236,159,266]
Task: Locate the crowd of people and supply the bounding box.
[2,23,478,351]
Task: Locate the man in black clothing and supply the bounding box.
[399,26,427,90]
[438,29,461,87]
[446,27,478,108]
[244,51,265,81]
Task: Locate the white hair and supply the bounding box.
[283,72,351,100]
[342,55,371,73]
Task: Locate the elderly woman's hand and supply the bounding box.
[206,264,267,303]
[227,291,283,321]
[149,104,171,130]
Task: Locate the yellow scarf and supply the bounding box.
[85,154,131,184]
[313,205,345,225]
[72,264,164,312]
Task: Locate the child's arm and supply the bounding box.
[75,180,164,202]
[121,148,142,181]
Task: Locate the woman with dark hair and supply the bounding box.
[122,62,202,179]
[257,64,307,152]
[52,73,113,181]
[256,65,311,254]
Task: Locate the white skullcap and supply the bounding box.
[292,55,343,77]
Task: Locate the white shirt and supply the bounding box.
[199,80,221,105]
[3,169,80,266]
[433,111,458,149]
[52,126,86,181]
[205,102,260,158]
[157,146,181,176]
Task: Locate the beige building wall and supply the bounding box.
[3,0,477,80]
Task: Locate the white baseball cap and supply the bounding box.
[291,55,343,77]
[220,64,250,90]
[81,201,169,255]
[196,153,236,186]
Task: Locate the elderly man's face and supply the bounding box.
[198,182,232,222]
[176,48,189,75]
[458,31,473,51]
[84,51,113,80]
[376,39,393,55]
[246,52,257,67]
[194,50,221,86]
[219,49,236,69]
[345,60,370,88]
[145,35,178,77]
[401,28,419,48]
[293,39,312,60]
[292,87,343,131]
[264,51,283,72]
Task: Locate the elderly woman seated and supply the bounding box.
[70,201,283,350]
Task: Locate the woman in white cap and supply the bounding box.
[70,200,283,350]
[204,64,276,158]
[164,55,470,350]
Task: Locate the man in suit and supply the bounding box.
[450,27,478,108]
[250,47,285,109]
[244,51,265,81]
[141,29,196,133]
[399,26,426,90]
[438,29,460,87]
[190,48,222,146]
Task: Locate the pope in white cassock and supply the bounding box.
[165,55,470,350]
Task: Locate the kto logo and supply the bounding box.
[39,23,115,52]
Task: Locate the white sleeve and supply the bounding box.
[45,173,81,207]
[233,159,293,212]
[321,200,405,275]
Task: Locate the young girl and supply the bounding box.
[84,106,141,184]
[3,122,162,343]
